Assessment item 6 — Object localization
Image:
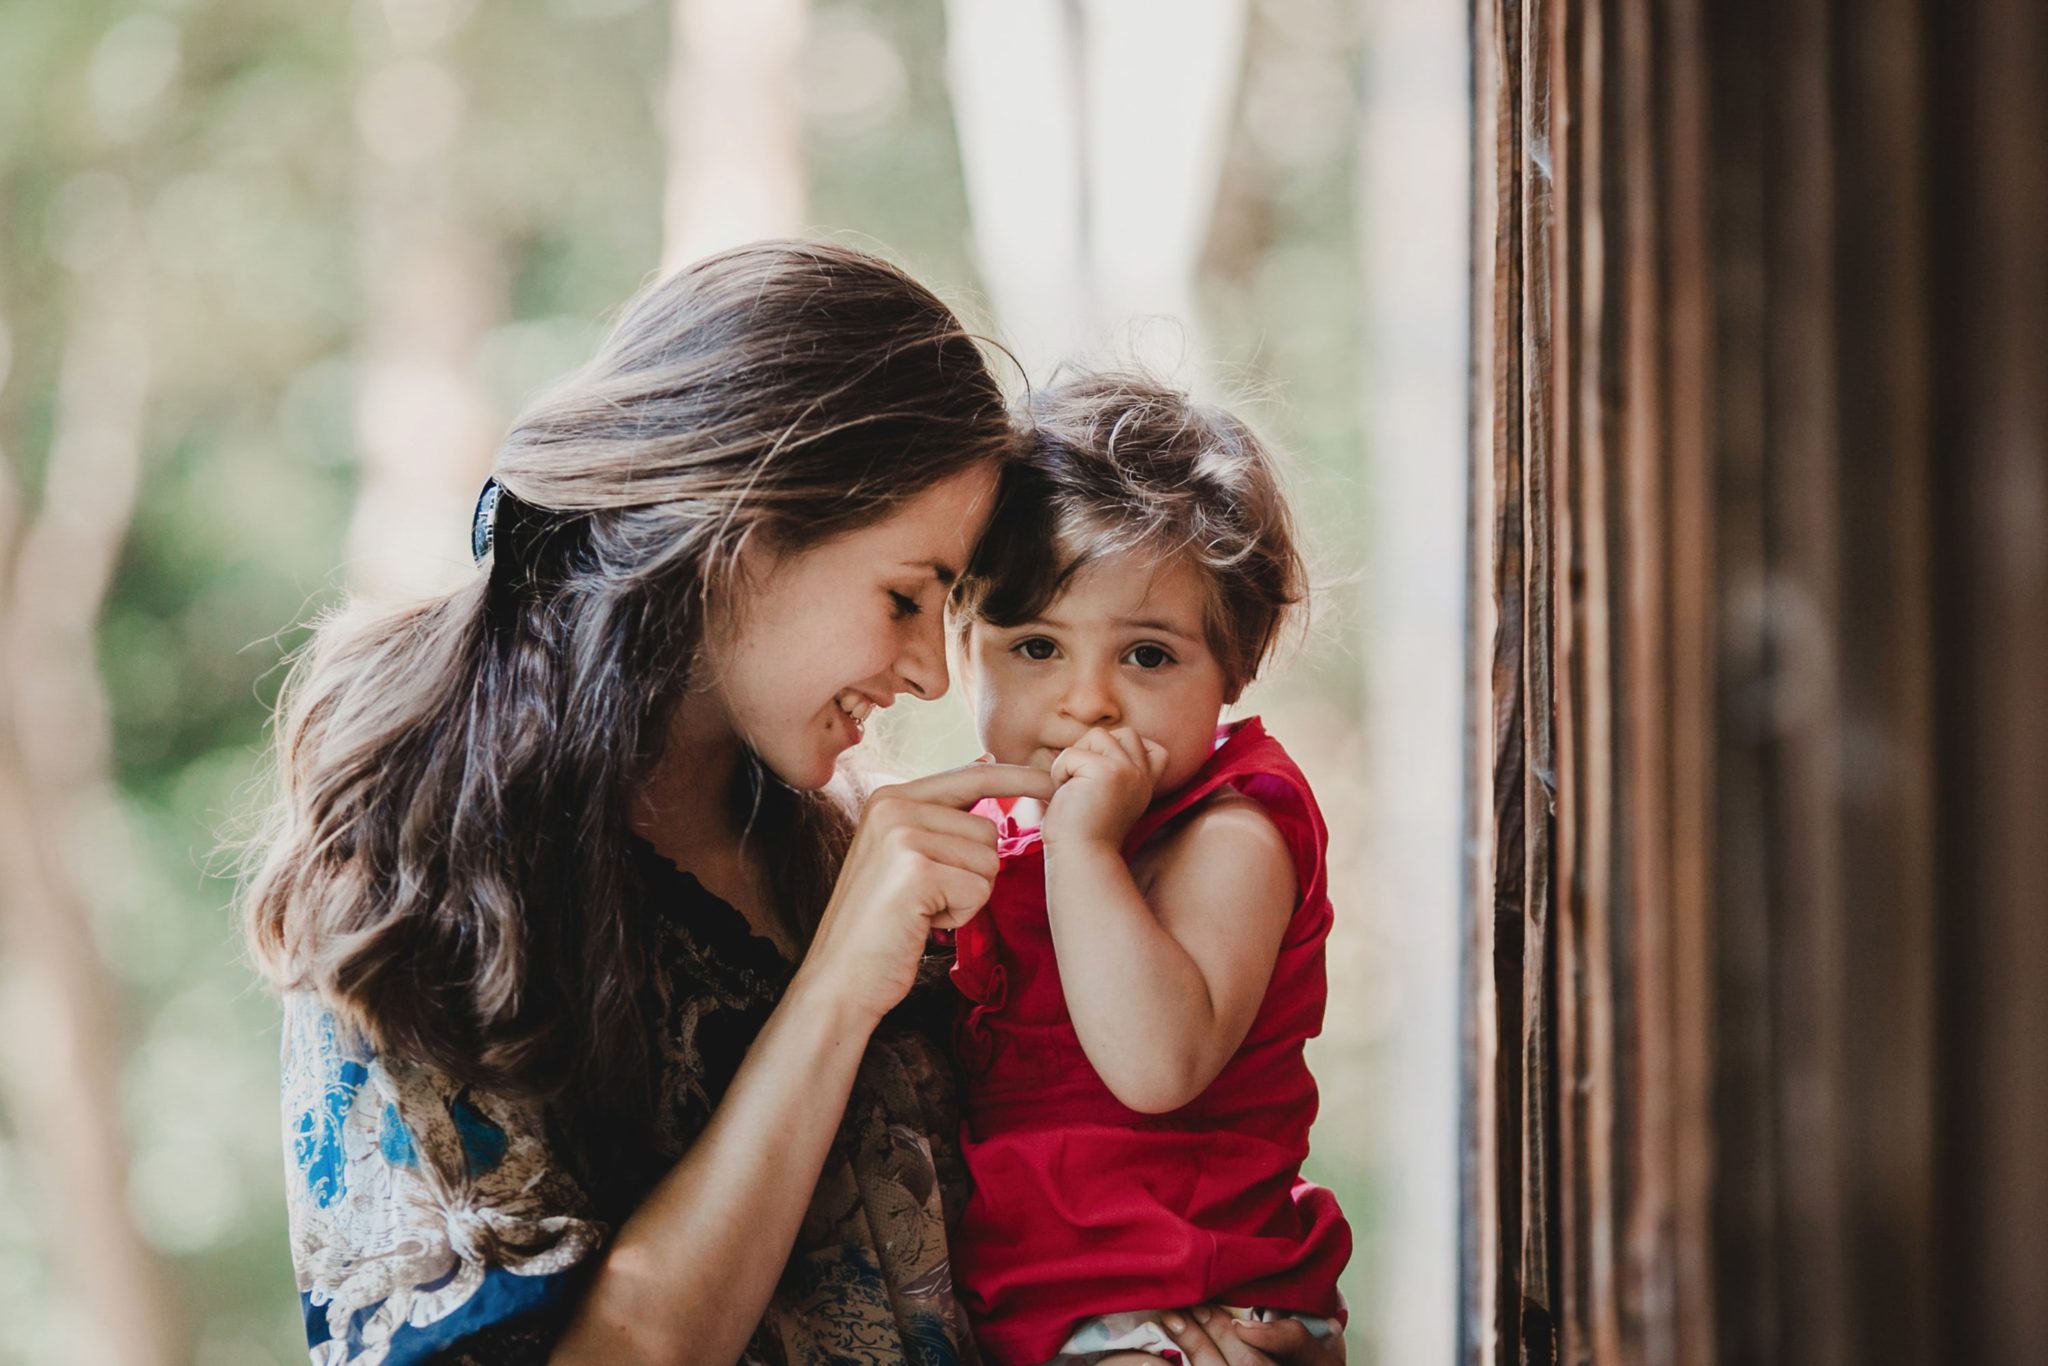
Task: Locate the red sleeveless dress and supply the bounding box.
[949,718,1352,1366]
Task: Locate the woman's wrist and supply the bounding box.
[783,958,889,1039]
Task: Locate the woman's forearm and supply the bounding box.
[552,972,875,1366]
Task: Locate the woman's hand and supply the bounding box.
[795,761,1054,1026]
[1041,725,1169,849]
[1158,1308,1348,1366]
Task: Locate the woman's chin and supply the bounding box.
[758,743,842,793]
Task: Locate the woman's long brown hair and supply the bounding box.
[242,242,1010,1185]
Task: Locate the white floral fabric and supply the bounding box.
[279,993,604,1365]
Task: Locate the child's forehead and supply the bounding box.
[1012,549,1212,627]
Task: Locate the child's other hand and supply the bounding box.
[1041,725,1168,848]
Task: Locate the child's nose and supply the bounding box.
[1058,668,1120,727]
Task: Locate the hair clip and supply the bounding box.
[472,477,505,565]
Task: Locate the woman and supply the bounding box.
[246,241,1336,1366]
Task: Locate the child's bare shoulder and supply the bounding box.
[1135,784,1295,893]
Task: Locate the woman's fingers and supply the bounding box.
[882,802,1000,846]
[1159,1310,1344,1366]
[897,829,1000,883]
[877,761,1055,811]
[925,863,996,925]
[1157,1310,1245,1366]
[1230,1319,1340,1365]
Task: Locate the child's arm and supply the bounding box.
[1040,726,1298,1114]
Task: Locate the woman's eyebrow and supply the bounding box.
[900,559,959,586]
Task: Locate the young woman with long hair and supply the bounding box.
[246,240,1341,1366]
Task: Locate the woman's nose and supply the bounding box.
[895,614,950,701]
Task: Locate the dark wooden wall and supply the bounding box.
[1465,0,2048,1362]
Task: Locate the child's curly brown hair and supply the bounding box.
[952,370,1308,702]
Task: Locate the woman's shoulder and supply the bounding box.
[279,992,605,1365]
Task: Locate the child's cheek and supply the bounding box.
[971,682,1020,763]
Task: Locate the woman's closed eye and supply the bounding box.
[889,590,923,619]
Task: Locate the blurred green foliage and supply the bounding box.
[0,0,1368,1359]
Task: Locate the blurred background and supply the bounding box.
[0,0,1465,1361]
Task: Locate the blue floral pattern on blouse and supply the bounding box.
[279,995,602,1365]
[277,842,979,1366]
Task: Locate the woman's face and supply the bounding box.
[699,463,1001,790]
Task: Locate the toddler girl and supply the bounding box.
[946,373,1351,1366]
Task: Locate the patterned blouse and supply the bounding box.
[279,840,980,1365]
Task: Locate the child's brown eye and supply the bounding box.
[1016,638,1055,661]
[1129,645,1172,669]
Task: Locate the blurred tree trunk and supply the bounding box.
[945,0,1246,378]
[0,179,181,1366]
[663,0,807,272]
[345,0,503,601]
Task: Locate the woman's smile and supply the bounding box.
[695,462,998,789]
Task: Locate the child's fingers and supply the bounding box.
[1073,726,1155,784]
[1141,737,1169,781]
[1052,735,1115,782]
[1074,727,1127,762]
[1101,725,1148,773]
[1048,745,1088,789]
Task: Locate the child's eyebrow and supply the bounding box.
[1120,616,1200,640]
[1029,611,1200,641]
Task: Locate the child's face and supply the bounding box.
[961,549,1232,799]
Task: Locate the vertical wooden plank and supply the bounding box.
[1547,0,1620,1358]
[1543,0,1584,1354]
[1473,0,1530,1358]
[1464,1,1509,1360]
[1517,0,1562,1355]
[1664,5,1722,1364]
[1570,0,1624,1359]
[1929,3,2048,1362]
[1613,0,1675,1357]
[1695,0,1782,1358]
[1758,0,1851,1356]
[1653,0,1718,1359]
[1829,0,1938,1358]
